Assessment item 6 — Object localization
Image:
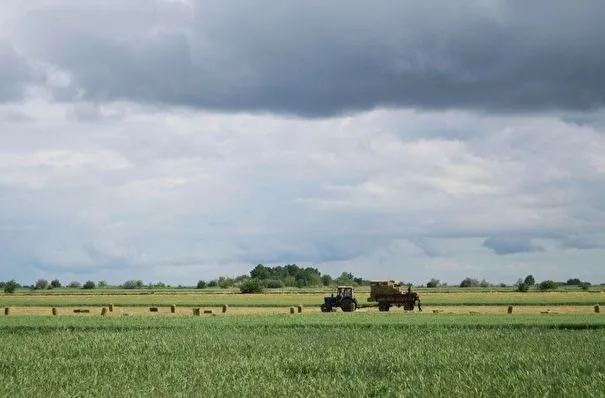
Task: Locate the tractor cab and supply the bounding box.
[321,285,358,312]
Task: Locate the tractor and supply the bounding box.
[320,285,358,312]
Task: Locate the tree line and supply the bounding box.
[1,267,600,294]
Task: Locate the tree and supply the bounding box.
[321,274,333,286]
[263,279,285,289]
[523,274,535,286]
[82,280,96,289]
[426,278,440,288]
[565,278,583,286]
[50,279,61,288]
[97,280,108,288]
[196,280,207,289]
[240,279,263,294]
[538,280,559,291]
[460,277,479,288]
[35,279,49,290]
[121,280,144,289]
[3,280,20,294]
[68,281,81,288]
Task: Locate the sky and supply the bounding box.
[1,0,604,286]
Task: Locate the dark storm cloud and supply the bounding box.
[482,235,545,255]
[10,0,605,117]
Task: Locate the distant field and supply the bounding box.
[1,313,604,397]
[2,290,603,308]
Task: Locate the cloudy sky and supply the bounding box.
[1,0,604,286]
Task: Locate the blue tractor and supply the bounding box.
[320,285,358,312]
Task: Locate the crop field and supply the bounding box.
[1,313,604,397]
[2,290,603,308]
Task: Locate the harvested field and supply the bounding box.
[2,290,603,308]
[3,304,602,316]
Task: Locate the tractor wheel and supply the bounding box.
[341,298,356,312]
[378,303,390,312]
[320,304,329,312]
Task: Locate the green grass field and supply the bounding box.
[1,313,604,397]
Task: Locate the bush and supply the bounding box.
[196,280,207,289]
[240,279,263,294]
[460,277,480,288]
[50,279,61,288]
[3,280,20,294]
[121,280,144,289]
[35,279,49,290]
[263,279,285,289]
[426,278,440,288]
[516,282,530,292]
[538,280,559,291]
[82,280,96,289]
[68,281,81,288]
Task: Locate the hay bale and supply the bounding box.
[149,307,159,312]
[290,307,295,314]
[52,307,58,316]
[203,309,213,315]
[108,304,114,312]
[170,304,176,314]
[101,307,108,316]
[297,305,303,313]
[221,304,228,313]
[192,308,200,316]
[73,309,90,314]
[507,305,513,314]
[594,305,600,314]
[4,307,9,316]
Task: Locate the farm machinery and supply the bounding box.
[320,285,359,312]
[368,280,422,312]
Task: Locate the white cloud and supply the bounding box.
[1,97,605,285]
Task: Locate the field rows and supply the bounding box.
[2,291,603,308]
[1,313,604,397]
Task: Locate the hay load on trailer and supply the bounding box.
[368,280,422,312]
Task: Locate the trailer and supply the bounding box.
[367,280,422,312]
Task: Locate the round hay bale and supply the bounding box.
[101,307,108,316]
[149,307,159,312]
[290,307,295,314]
[297,305,303,313]
[108,304,114,312]
[203,309,213,314]
[4,307,9,316]
[52,307,58,316]
[507,305,513,314]
[595,305,600,314]
[193,308,201,316]
[222,304,228,313]
[170,304,176,314]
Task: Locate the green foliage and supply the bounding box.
[524,274,536,286]
[239,279,263,294]
[321,274,333,286]
[538,280,559,291]
[249,264,324,287]
[217,276,234,289]
[97,281,108,288]
[50,279,61,288]
[263,279,285,289]
[82,280,96,289]
[68,281,81,288]
[34,279,49,290]
[517,282,530,292]
[427,278,440,288]
[196,280,207,289]
[460,277,480,288]
[3,280,20,294]
[121,280,144,289]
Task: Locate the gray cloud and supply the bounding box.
[0,40,36,102]
[5,0,605,117]
[482,235,545,255]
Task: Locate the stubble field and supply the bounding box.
[1,290,604,397]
